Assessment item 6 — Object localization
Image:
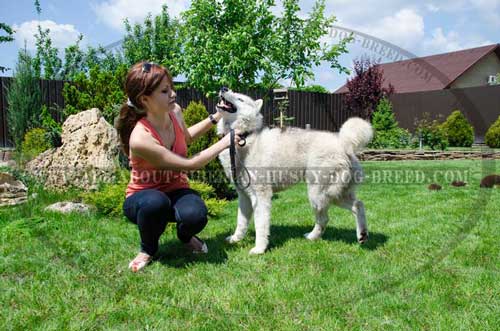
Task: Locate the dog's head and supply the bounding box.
[216,88,264,135]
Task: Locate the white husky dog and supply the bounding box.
[216,89,373,254]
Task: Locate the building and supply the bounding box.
[335,44,500,94]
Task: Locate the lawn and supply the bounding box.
[1,160,499,330]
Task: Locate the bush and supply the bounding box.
[80,169,129,217]
[370,128,411,149]
[21,128,52,159]
[6,48,42,149]
[62,64,128,125]
[189,180,228,217]
[414,113,449,150]
[40,105,62,147]
[369,98,411,149]
[440,110,474,147]
[290,85,329,93]
[485,115,500,148]
[183,101,234,198]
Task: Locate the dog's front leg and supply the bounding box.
[226,190,253,244]
[249,189,272,255]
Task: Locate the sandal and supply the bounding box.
[186,236,208,254]
[128,252,152,272]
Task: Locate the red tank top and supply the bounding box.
[125,112,190,198]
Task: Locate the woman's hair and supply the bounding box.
[115,61,174,156]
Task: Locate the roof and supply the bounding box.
[335,44,500,94]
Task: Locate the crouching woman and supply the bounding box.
[115,62,241,272]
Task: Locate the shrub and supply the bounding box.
[6,48,42,149]
[21,128,52,159]
[370,128,411,149]
[414,113,448,150]
[189,180,228,217]
[440,110,474,147]
[485,115,500,148]
[80,169,129,217]
[183,101,234,198]
[369,98,411,149]
[290,85,329,93]
[344,57,394,119]
[62,64,128,125]
[40,105,62,147]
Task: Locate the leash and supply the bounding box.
[229,129,252,190]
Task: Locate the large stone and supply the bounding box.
[0,172,28,207]
[26,108,120,191]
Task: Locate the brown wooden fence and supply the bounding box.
[0,77,66,148]
[389,84,500,143]
[1,75,499,147]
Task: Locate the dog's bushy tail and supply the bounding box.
[339,117,373,152]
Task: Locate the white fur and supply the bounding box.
[218,90,373,254]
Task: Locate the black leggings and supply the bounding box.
[123,188,208,256]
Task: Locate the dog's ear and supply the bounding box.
[255,99,263,112]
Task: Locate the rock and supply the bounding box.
[26,108,120,191]
[0,172,28,207]
[44,201,92,214]
[0,160,16,168]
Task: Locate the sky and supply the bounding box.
[0,0,498,91]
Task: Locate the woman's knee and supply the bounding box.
[175,204,208,228]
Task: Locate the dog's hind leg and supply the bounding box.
[305,206,330,241]
[226,191,253,244]
[249,189,272,255]
[337,193,368,244]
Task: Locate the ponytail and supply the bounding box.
[115,103,146,156]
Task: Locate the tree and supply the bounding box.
[181,0,349,94]
[344,57,394,119]
[0,22,15,73]
[62,64,128,124]
[123,4,182,76]
[6,48,42,149]
[265,0,350,88]
[369,97,411,149]
[33,24,63,79]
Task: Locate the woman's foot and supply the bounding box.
[128,252,152,272]
[185,236,208,254]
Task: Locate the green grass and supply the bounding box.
[1,160,499,330]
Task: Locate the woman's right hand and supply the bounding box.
[222,129,243,148]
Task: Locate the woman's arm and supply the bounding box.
[172,104,221,145]
[130,125,235,171]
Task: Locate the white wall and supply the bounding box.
[451,52,500,89]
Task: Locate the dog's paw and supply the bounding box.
[225,235,242,244]
[304,232,322,241]
[358,230,369,244]
[249,246,266,255]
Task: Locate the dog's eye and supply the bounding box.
[238,98,243,101]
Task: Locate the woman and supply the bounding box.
[115,62,241,272]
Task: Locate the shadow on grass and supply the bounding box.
[156,224,388,268]
[267,225,388,251]
[155,232,231,268]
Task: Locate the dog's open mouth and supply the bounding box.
[217,96,237,113]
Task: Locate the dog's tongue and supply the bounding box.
[218,99,234,111]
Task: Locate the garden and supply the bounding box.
[1,0,499,330]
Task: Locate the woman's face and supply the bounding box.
[143,76,177,114]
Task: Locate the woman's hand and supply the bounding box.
[221,129,243,148]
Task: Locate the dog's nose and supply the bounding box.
[220,86,229,93]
